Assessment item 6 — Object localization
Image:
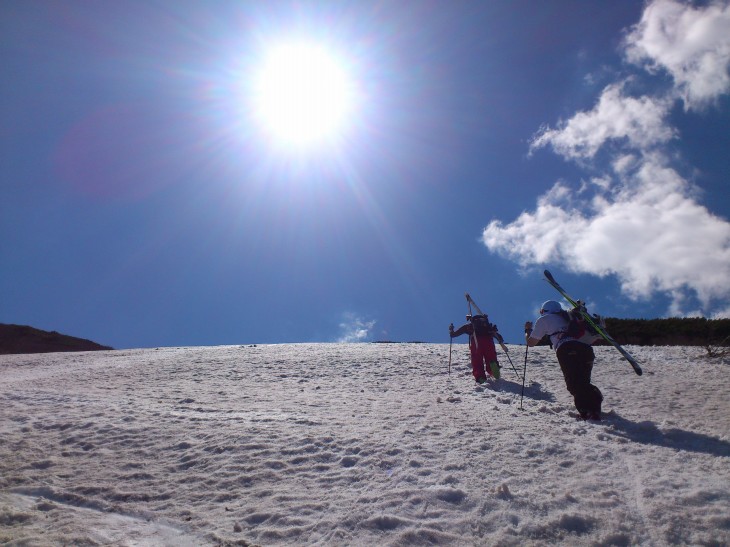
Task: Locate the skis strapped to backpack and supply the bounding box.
[544,270,643,376]
[465,293,484,316]
[465,293,510,354]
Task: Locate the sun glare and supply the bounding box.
[252,42,355,148]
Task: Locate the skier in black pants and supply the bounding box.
[524,300,604,420]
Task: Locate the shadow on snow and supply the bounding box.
[489,379,557,402]
[605,412,730,457]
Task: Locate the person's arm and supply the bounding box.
[491,324,505,345]
[487,323,509,351]
[450,324,470,338]
[524,321,541,347]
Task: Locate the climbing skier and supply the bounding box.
[450,314,504,383]
[525,300,604,420]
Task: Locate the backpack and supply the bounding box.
[558,309,585,339]
[470,315,494,337]
[557,306,602,342]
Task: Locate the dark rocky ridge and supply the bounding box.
[0,324,113,355]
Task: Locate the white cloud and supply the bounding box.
[530,82,675,160]
[337,312,376,343]
[624,0,730,110]
[483,183,588,267]
[484,154,730,316]
[485,0,730,318]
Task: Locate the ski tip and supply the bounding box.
[544,269,554,281]
[625,357,643,375]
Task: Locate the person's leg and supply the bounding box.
[557,343,601,418]
[577,346,602,418]
[587,385,603,420]
[481,339,500,379]
[473,336,495,378]
[471,347,487,383]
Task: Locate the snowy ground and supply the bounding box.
[1,343,729,546]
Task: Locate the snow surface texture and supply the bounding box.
[1,343,729,546]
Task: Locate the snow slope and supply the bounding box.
[1,343,729,545]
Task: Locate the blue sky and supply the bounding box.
[2,0,729,349]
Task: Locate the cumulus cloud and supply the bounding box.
[530,82,676,160]
[624,0,730,110]
[337,312,376,343]
[484,155,730,309]
[484,0,730,318]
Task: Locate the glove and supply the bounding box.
[524,321,533,334]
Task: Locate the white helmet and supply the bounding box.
[540,300,562,315]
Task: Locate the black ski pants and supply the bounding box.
[556,341,603,416]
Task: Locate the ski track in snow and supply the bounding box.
[1,343,729,546]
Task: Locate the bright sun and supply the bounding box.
[252,42,354,148]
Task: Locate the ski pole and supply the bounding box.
[499,343,522,380]
[448,323,453,374]
[520,343,529,410]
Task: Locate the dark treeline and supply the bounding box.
[0,324,113,354]
[604,317,730,346]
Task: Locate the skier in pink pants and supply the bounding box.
[450,314,504,383]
